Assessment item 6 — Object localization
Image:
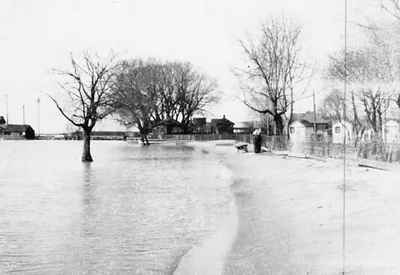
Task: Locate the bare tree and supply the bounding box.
[328,46,393,140]
[350,90,367,146]
[49,52,118,161]
[319,89,346,122]
[357,3,400,112]
[112,59,160,145]
[142,61,218,134]
[360,89,389,135]
[381,0,400,21]
[164,62,218,133]
[236,17,306,135]
[111,60,218,139]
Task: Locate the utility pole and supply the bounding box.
[5,94,8,124]
[313,90,317,136]
[37,97,40,136]
[383,96,387,145]
[22,104,25,125]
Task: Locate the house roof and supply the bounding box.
[292,112,330,124]
[210,117,234,126]
[192,117,206,121]
[291,112,330,127]
[192,117,206,125]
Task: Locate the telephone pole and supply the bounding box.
[313,90,317,136]
[5,94,8,124]
[37,97,40,136]
[22,104,25,125]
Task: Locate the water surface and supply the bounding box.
[0,141,233,274]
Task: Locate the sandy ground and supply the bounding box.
[175,141,400,275]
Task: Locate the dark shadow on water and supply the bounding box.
[82,162,93,184]
[81,162,98,230]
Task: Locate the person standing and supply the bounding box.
[253,128,262,153]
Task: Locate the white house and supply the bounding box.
[289,113,330,152]
[289,113,330,142]
[384,119,400,143]
[332,121,353,144]
[289,121,310,143]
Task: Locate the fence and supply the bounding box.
[240,134,400,163]
[164,133,400,162]
[165,133,241,141]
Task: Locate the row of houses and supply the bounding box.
[62,116,236,140]
[191,115,235,135]
[288,112,400,144]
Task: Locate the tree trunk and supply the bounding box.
[274,115,284,136]
[82,129,93,162]
[140,134,145,145]
[139,128,150,146]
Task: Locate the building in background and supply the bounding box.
[207,115,235,135]
[384,119,400,143]
[191,117,207,134]
[332,121,353,144]
[0,116,35,139]
[234,121,256,134]
[289,112,330,142]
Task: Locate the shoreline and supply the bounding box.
[173,141,239,275]
[178,140,400,274]
[222,147,400,274]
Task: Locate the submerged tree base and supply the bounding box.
[82,130,93,162]
[81,155,93,162]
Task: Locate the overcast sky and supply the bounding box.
[0,0,385,133]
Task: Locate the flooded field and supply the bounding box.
[0,141,233,274]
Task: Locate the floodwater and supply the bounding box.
[0,141,233,274]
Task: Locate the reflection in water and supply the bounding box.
[0,141,232,274]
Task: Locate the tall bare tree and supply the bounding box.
[319,89,346,122]
[143,61,217,134]
[112,60,218,140]
[112,59,160,145]
[381,0,400,21]
[49,53,118,161]
[163,62,218,133]
[328,46,392,140]
[380,0,400,110]
[236,17,306,135]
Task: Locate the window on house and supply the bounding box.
[289,127,295,134]
[335,126,340,134]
